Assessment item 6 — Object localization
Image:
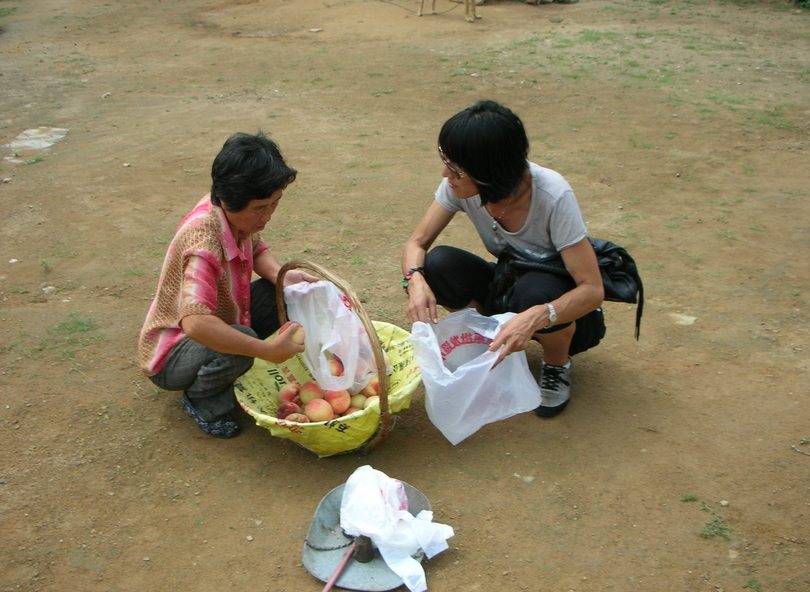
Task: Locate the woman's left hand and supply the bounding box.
[487,308,542,368]
[282,270,319,286]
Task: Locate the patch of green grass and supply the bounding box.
[719,0,760,7]
[705,90,752,111]
[718,229,737,242]
[699,501,731,541]
[334,242,354,254]
[50,314,98,340]
[49,244,79,258]
[578,29,621,44]
[628,137,656,150]
[680,494,699,502]
[22,312,105,360]
[709,197,744,207]
[617,212,641,225]
[0,7,17,18]
[666,214,688,229]
[742,577,764,592]
[753,106,798,131]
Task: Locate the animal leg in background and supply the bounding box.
[417,0,436,16]
[465,0,479,22]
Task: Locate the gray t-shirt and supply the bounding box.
[435,162,587,260]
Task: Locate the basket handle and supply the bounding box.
[275,260,392,450]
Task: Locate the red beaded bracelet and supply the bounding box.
[401,267,425,293]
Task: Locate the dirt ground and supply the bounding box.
[1,0,808,590]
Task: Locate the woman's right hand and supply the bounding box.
[261,322,306,363]
[406,274,439,324]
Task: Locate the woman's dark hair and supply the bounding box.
[438,100,529,204]
[210,131,297,212]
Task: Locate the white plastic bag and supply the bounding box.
[410,309,542,445]
[340,465,454,592]
[283,280,376,392]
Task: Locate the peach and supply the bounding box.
[342,406,363,417]
[362,375,380,397]
[299,381,325,404]
[304,398,335,422]
[279,321,305,344]
[326,352,344,377]
[324,389,351,414]
[278,383,301,405]
[291,325,305,345]
[276,401,301,419]
[363,396,379,410]
[350,394,367,409]
[283,412,310,423]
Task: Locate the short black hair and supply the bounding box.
[438,100,529,205]
[210,131,297,212]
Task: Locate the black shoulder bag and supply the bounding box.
[487,237,644,339]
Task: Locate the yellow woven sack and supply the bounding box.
[235,321,420,457]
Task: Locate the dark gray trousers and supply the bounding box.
[149,324,256,421]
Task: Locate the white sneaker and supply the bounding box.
[536,359,572,417]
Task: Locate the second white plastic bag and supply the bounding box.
[410,309,541,445]
[340,465,454,592]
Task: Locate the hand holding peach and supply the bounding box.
[290,325,305,345]
[279,320,305,344]
[266,322,306,363]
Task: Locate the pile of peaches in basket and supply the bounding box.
[275,321,381,424]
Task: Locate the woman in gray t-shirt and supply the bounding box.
[401,100,605,417]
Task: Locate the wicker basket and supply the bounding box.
[234,260,421,457]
